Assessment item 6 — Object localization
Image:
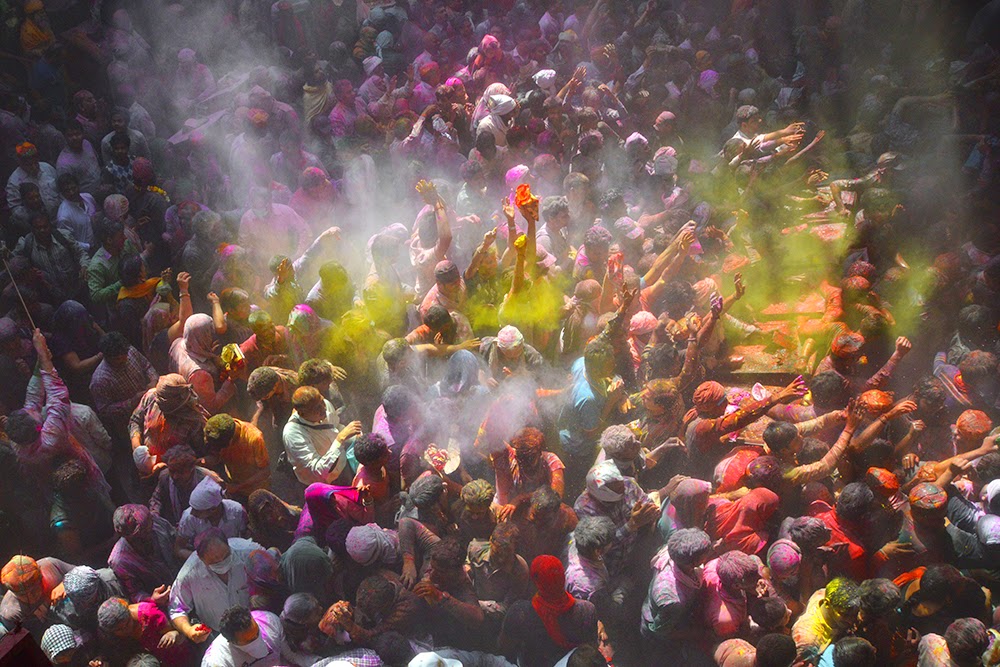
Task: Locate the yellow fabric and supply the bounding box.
[118,277,161,302]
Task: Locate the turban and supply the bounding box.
[505,164,530,190]
[154,374,196,414]
[346,524,399,566]
[766,539,801,580]
[63,566,106,613]
[533,69,556,89]
[434,260,460,284]
[654,111,676,128]
[693,381,728,412]
[15,142,37,157]
[831,333,864,358]
[956,410,992,440]
[103,195,131,223]
[858,389,893,415]
[908,483,947,511]
[177,48,196,63]
[363,56,383,76]
[460,480,494,507]
[497,325,524,351]
[40,625,77,662]
[1,556,41,598]
[113,504,151,538]
[586,460,624,502]
[629,311,658,336]
[865,467,900,497]
[189,477,223,511]
[488,94,516,115]
[131,157,155,186]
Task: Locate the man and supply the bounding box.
[107,503,178,601]
[0,554,75,639]
[328,79,371,137]
[90,332,159,437]
[169,528,263,640]
[478,325,545,382]
[203,414,271,500]
[728,105,803,154]
[56,120,101,196]
[240,311,289,371]
[558,339,628,492]
[55,173,96,250]
[420,260,467,318]
[412,538,485,650]
[792,577,862,664]
[467,523,531,626]
[12,211,87,302]
[6,142,60,215]
[282,386,360,487]
[100,108,150,164]
[536,195,573,268]
[175,478,249,558]
[8,181,47,239]
[203,604,292,667]
[87,219,141,313]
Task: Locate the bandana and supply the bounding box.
[865,467,900,496]
[530,555,576,649]
[15,142,37,158]
[693,381,728,412]
[586,460,624,502]
[154,374,196,414]
[40,625,77,661]
[189,477,223,511]
[488,94,516,115]
[132,157,155,186]
[908,483,948,510]
[496,325,524,351]
[1,555,41,597]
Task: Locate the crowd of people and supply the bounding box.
[1,0,1000,665]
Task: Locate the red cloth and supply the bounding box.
[810,501,869,581]
[530,555,576,650]
[710,488,780,554]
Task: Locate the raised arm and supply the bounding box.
[166,272,193,343]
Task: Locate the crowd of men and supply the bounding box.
[1,0,1000,665]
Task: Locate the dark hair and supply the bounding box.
[832,637,876,667]
[567,644,608,667]
[750,597,789,629]
[52,459,88,493]
[763,421,798,452]
[194,528,228,559]
[809,371,850,409]
[583,339,614,371]
[859,578,901,618]
[945,618,989,666]
[856,438,894,471]
[56,172,78,192]
[583,225,612,251]
[356,575,395,619]
[372,631,415,665]
[665,528,712,567]
[958,350,997,385]
[219,605,254,641]
[798,438,830,465]
[247,366,280,399]
[382,385,417,422]
[490,522,520,550]
[429,537,464,570]
[913,376,946,409]
[298,358,333,387]
[409,474,445,509]
[96,219,124,245]
[787,516,831,550]
[919,564,963,603]
[220,288,250,314]
[109,132,131,149]
[736,104,760,123]
[836,483,874,523]
[957,305,996,348]
[125,654,162,667]
[204,413,237,447]
[5,409,40,445]
[119,255,145,288]
[423,304,453,331]
[354,433,389,466]
[98,331,131,357]
[660,280,694,318]
[573,516,615,556]
[530,485,560,514]
[381,339,410,368]
[975,451,1000,483]
[755,633,796,667]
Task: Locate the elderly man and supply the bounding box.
[203,605,293,667]
[282,386,361,487]
[478,325,544,381]
[175,478,249,559]
[6,142,60,214]
[169,529,262,642]
[12,211,88,303]
[107,504,178,601]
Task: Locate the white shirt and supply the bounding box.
[282,398,348,486]
[6,162,60,214]
[177,500,249,546]
[169,537,262,631]
[201,610,290,667]
[56,194,97,250]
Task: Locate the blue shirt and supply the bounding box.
[558,357,605,457]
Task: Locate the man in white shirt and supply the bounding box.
[6,142,60,215]
[282,386,360,487]
[55,173,96,251]
[175,478,249,558]
[202,605,292,667]
[169,529,262,644]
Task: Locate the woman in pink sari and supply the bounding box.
[168,314,235,414]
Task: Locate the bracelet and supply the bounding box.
[179,292,190,298]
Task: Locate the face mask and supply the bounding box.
[207,553,233,575]
[238,633,271,660]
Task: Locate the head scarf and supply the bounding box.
[472,83,511,128]
[40,625,77,661]
[132,158,155,186]
[908,483,947,511]
[711,488,781,554]
[586,460,625,502]
[533,69,556,92]
[858,390,893,415]
[246,549,283,594]
[51,301,97,356]
[1,555,41,599]
[865,467,900,497]
[154,374,196,414]
[530,555,576,650]
[103,194,130,222]
[662,479,712,535]
[714,639,756,667]
[346,524,399,566]
[16,142,38,157]
[766,539,802,581]
[189,477,223,511]
[629,311,658,336]
[697,69,720,95]
[497,325,524,351]
[63,566,107,614]
[505,164,530,193]
[280,536,333,595]
[113,504,151,539]
[438,350,480,397]
[489,94,516,116]
[181,313,216,364]
[693,381,728,413]
[831,333,864,358]
[363,56,383,77]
